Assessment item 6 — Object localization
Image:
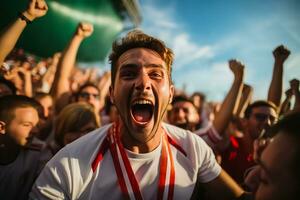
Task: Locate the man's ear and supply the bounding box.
[0,121,6,134]
[109,86,114,104]
[169,85,175,104]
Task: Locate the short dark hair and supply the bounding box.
[244,100,278,119]
[191,92,206,102]
[172,95,194,107]
[0,95,40,124]
[109,30,174,87]
[0,77,17,95]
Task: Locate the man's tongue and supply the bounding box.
[133,106,151,123]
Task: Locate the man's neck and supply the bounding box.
[0,138,21,165]
[120,126,164,154]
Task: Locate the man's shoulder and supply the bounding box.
[163,123,191,137]
[62,124,111,154]
[163,123,204,142]
[162,123,209,153]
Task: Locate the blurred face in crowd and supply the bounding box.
[63,121,98,146]
[0,84,13,97]
[110,48,174,143]
[191,95,202,110]
[246,106,277,139]
[169,101,199,131]
[78,86,101,113]
[0,107,39,146]
[37,95,54,119]
[255,133,299,200]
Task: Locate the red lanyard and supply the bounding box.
[107,123,175,200]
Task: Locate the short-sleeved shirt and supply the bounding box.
[30,123,221,200]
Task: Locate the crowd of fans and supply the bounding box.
[0,0,300,200]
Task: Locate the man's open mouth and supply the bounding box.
[131,99,154,124]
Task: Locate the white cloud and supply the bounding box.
[140,2,214,69]
[174,62,235,101]
[139,1,300,101]
[284,52,300,85]
[172,34,214,68]
[141,4,178,30]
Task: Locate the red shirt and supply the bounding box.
[220,136,255,184]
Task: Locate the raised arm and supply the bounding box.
[17,66,33,97]
[267,45,290,107]
[236,84,253,118]
[213,60,244,136]
[40,53,61,93]
[290,79,300,112]
[0,0,48,65]
[50,22,94,100]
[279,88,293,116]
[97,71,111,111]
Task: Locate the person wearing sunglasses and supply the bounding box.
[76,82,102,115]
[221,100,278,185]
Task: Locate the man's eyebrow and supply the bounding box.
[120,63,138,70]
[120,63,165,69]
[144,63,164,69]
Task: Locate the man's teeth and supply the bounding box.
[132,100,152,105]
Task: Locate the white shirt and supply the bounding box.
[30,123,221,200]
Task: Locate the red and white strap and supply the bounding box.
[91,123,181,199]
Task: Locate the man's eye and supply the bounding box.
[121,71,136,79]
[23,123,32,128]
[149,72,163,79]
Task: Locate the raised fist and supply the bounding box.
[229,59,244,80]
[273,45,290,63]
[76,22,94,38]
[290,79,299,92]
[24,0,48,21]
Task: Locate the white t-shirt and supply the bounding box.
[194,122,223,149]
[30,123,221,200]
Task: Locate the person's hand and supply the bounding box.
[290,79,299,93]
[75,22,94,38]
[50,52,61,66]
[229,59,244,81]
[253,137,273,162]
[243,83,253,93]
[23,0,48,21]
[273,45,290,64]
[16,66,31,77]
[244,165,261,192]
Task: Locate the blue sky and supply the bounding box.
[137,0,300,101]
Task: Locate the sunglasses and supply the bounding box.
[79,92,100,100]
[253,113,277,123]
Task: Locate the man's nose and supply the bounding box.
[176,108,186,119]
[43,107,49,118]
[262,117,272,128]
[135,73,151,91]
